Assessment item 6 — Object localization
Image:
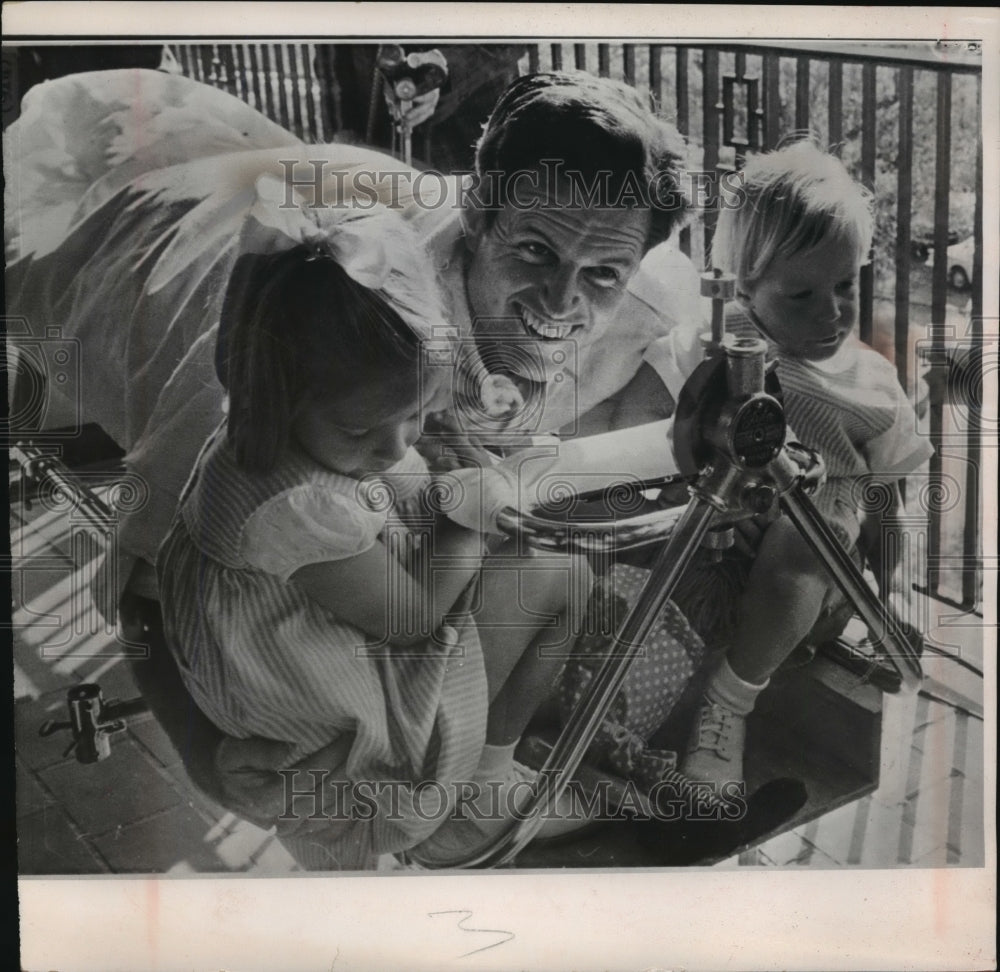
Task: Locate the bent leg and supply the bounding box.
[476,548,591,745]
[684,517,836,786]
[727,516,833,684]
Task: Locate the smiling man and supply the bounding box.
[6,67,705,854]
[432,71,701,437]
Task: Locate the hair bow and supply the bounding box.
[245,173,391,290]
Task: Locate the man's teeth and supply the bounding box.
[521,308,576,340]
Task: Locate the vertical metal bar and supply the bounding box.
[279,44,305,138]
[551,43,563,71]
[207,44,221,87]
[931,72,953,330]
[528,46,540,73]
[701,47,721,265]
[675,46,689,135]
[858,62,877,346]
[231,44,247,104]
[747,55,762,155]
[725,50,744,156]
[598,44,610,77]
[828,59,843,151]
[296,45,310,139]
[270,44,289,129]
[962,78,983,609]
[574,43,586,70]
[190,45,205,82]
[174,44,189,77]
[222,45,237,95]
[676,46,691,257]
[795,54,810,132]
[763,52,780,150]
[301,44,323,143]
[894,66,914,393]
[927,70,952,596]
[259,44,276,122]
[623,45,636,86]
[311,45,327,143]
[243,44,261,113]
[256,44,274,122]
[649,44,662,103]
[722,77,735,146]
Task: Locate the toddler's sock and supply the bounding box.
[682,658,769,786]
[706,657,769,715]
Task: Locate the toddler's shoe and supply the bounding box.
[680,696,747,788]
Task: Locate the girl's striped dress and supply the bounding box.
[157,422,488,870]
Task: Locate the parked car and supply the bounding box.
[909,229,960,263]
[946,236,975,290]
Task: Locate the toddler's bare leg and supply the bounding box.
[684,517,834,787]
[728,516,831,684]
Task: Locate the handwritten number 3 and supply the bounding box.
[427,910,516,958]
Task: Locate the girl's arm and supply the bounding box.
[292,514,485,648]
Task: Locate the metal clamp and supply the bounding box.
[39,684,150,763]
[375,45,448,166]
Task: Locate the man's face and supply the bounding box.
[464,174,650,352]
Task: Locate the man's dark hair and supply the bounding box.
[474,71,690,250]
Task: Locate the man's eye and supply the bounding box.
[836,278,857,292]
[518,241,552,261]
[587,266,621,288]
[788,290,812,300]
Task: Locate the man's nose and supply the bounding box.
[540,265,581,317]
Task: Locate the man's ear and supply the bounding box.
[460,205,487,252]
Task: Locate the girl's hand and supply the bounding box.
[732,512,775,558]
[439,464,520,535]
[480,373,525,420]
[417,410,496,472]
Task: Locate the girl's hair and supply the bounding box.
[216,210,443,473]
[711,140,874,293]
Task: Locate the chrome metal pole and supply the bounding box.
[410,494,718,869]
[780,482,923,692]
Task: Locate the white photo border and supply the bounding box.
[7,4,997,971]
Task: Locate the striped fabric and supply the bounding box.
[156,423,489,868]
[725,308,934,546]
[645,308,934,547]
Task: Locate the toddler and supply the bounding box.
[612,142,932,786]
